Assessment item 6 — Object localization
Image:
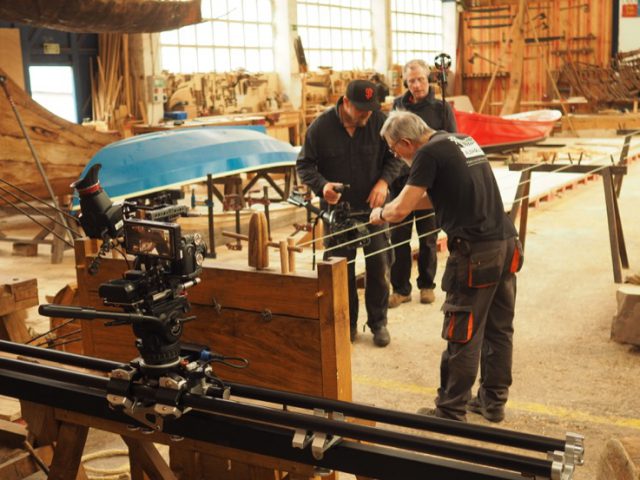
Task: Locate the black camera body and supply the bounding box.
[73,163,207,371]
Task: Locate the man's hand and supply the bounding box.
[322,182,343,205]
[367,179,388,209]
[369,207,385,225]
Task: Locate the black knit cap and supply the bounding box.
[345,79,381,111]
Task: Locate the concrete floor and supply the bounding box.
[2,143,640,479]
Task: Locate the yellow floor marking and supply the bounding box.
[354,375,640,430]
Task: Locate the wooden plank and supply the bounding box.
[0,450,38,480]
[317,259,351,401]
[0,29,24,89]
[76,256,320,319]
[562,113,640,131]
[0,276,38,317]
[0,419,26,448]
[499,0,526,115]
[83,304,323,395]
[0,396,21,422]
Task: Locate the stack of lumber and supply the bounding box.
[91,33,138,134]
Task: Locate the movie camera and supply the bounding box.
[39,164,238,431]
[288,185,371,249]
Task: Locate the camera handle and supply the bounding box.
[39,304,160,325]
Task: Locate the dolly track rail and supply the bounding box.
[0,340,582,479]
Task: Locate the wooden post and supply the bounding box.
[602,167,626,283]
[47,422,89,480]
[122,437,177,480]
[317,258,351,400]
[499,0,526,116]
[508,170,531,250]
[287,237,297,273]
[278,240,289,274]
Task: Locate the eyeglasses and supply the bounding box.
[388,138,405,157]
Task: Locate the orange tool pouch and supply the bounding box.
[441,304,474,343]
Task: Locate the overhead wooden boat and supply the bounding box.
[76,126,299,203]
[0,68,119,203]
[0,0,201,33]
[454,109,562,153]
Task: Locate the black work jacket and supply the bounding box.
[296,97,402,211]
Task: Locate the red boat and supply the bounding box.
[454,109,562,153]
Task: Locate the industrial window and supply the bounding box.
[159,0,275,73]
[391,0,444,67]
[296,0,373,70]
[28,66,78,123]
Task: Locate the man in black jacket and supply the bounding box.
[371,110,522,422]
[389,59,457,309]
[297,80,402,347]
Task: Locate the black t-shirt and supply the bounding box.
[406,131,517,241]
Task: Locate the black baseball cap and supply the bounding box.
[345,80,381,111]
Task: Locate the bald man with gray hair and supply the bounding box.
[372,110,523,423]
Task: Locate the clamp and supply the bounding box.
[292,409,344,461]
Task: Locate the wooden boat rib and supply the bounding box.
[455,109,562,153]
[0,0,201,33]
[76,126,299,204]
[0,68,119,203]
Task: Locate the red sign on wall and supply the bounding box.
[622,2,639,17]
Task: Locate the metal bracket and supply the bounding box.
[291,409,344,461]
[548,433,584,480]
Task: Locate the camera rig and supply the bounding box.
[64,163,216,430]
[287,185,371,249]
[0,165,585,479]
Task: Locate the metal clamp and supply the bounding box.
[291,409,343,461]
[548,433,584,480]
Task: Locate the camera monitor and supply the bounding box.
[123,218,181,260]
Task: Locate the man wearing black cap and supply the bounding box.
[297,79,403,347]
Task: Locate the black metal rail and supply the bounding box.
[0,340,583,479]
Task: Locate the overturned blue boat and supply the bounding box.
[74,126,299,204]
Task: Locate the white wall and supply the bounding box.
[619,2,640,52]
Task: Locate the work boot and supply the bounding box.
[372,326,390,347]
[350,329,358,343]
[420,288,436,304]
[417,407,466,422]
[388,292,411,308]
[467,397,505,423]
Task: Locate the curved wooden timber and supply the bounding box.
[0,68,119,203]
[0,0,201,34]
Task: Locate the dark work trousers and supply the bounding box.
[323,223,392,333]
[390,209,438,295]
[435,237,520,421]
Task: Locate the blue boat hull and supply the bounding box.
[75,126,298,204]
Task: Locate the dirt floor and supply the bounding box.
[348,158,640,479]
[2,155,640,479]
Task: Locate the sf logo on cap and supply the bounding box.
[365,87,374,100]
